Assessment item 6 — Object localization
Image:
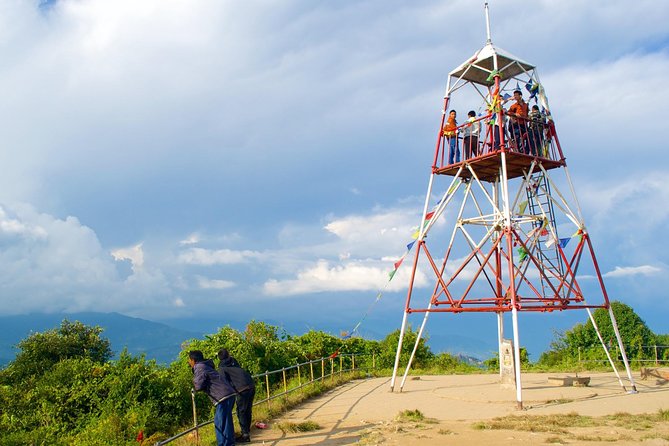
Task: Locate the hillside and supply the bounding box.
[0,312,202,367]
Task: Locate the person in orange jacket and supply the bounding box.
[443,109,459,164]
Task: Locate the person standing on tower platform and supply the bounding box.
[443,109,459,164]
[487,107,505,152]
[218,349,256,444]
[508,90,529,153]
[462,110,480,159]
[527,105,545,156]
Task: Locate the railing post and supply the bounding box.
[265,372,271,410]
[373,352,376,370]
[190,388,200,445]
[297,362,302,387]
[282,368,287,395]
[321,359,325,380]
[330,358,334,381]
[310,360,314,382]
[339,355,343,375]
[655,345,658,366]
[352,354,355,371]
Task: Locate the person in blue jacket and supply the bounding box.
[218,348,256,443]
[188,350,236,446]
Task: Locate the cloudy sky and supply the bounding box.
[0,0,667,358]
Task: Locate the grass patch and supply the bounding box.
[604,412,660,430]
[275,420,322,433]
[544,437,566,444]
[358,429,385,445]
[471,412,600,433]
[659,409,669,422]
[572,434,620,442]
[438,428,455,435]
[641,432,669,441]
[545,398,574,405]
[396,409,425,422]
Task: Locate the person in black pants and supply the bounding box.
[188,350,236,446]
[218,348,256,443]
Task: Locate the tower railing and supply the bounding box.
[434,112,562,170]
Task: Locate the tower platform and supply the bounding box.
[434,150,565,182]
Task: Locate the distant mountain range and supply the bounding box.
[0,312,203,367]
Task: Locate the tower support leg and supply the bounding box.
[390,311,409,392]
[586,308,626,390]
[497,312,504,379]
[400,305,432,391]
[608,306,638,392]
[511,306,523,409]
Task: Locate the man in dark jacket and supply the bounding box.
[188,350,236,446]
[218,348,256,443]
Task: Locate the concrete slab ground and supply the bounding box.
[251,372,669,445]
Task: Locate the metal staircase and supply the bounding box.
[526,171,565,299]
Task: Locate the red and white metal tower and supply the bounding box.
[390,3,637,408]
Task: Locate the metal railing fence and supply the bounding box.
[155,353,374,445]
[574,344,669,366]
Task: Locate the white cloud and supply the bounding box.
[196,276,236,290]
[604,265,662,278]
[178,247,261,265]
[179,233,200,245]
[0,204,118,312]
[545,53,669,161]
[323,206,422,253]
[0,206,48,240]
[111,242,144,271]
[262,259,426,297]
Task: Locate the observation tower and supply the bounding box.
[389,3,637,408]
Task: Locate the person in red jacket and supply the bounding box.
[188,350,236,446]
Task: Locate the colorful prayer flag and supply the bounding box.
[519,201,528,214]
[518,246,528,262]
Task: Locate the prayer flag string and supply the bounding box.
[344,183,460,339]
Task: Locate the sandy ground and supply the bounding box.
[250,372,669,445]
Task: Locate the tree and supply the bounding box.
[538,301,656,366]
[377,327,433,369]
[1,319,112,384]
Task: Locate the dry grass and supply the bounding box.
[545,398,574,405]
[472,412,600,433]
[471,409,669,444]
[357,429,385,445]
[274,420,322,433]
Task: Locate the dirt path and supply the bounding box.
[251,372,669,445]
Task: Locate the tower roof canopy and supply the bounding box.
[449,42,535,87]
